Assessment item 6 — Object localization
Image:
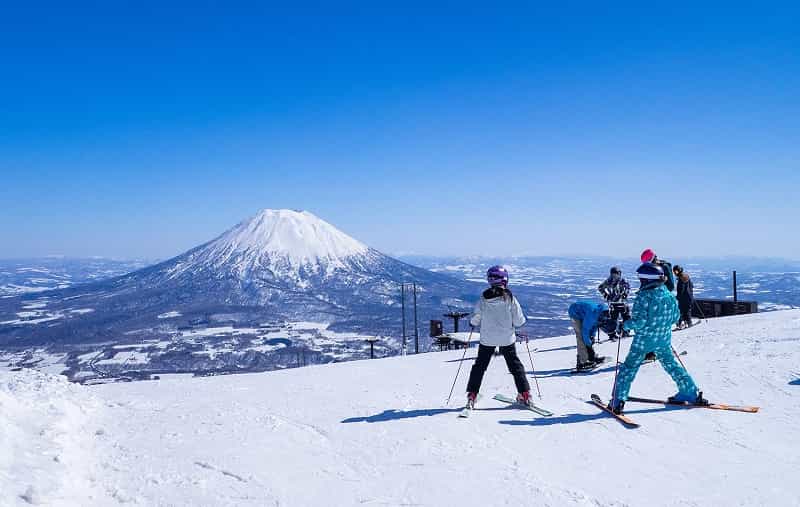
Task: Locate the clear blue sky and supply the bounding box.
[2,3,798,260]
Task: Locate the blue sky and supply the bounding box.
[2,3,798,260]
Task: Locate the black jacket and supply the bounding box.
[676,277,694,305]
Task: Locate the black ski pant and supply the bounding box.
[678,301,693,327]
[466,344,530,395]
[609,302,631,324]
[608,302,631,338]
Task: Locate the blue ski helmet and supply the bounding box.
[636,262,665,288]
[486,265,509,287]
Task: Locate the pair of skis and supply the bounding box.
[590,394,760,428]
[459,393,553,418]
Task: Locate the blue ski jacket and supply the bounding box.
[623,284,680,341]
[568,301,608,346]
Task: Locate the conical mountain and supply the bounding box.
[1,209,473,346]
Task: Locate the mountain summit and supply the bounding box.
[168,209,371,280]
[196,209,368,269]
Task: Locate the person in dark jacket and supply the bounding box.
[673,265,694,329]
[598,266,631,340]
[641,248,675,292]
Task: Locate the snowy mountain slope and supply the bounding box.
[0,210,491,350]
[4,310,799,506]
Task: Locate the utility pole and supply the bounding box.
[401,283,407,355]
[366,336,378,359]
[413,282,419,354]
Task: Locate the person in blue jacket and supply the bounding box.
[608,262,708,414]
[568,301,614,371]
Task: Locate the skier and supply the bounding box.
[640,248,675,292]
[597,266,631,340]
[674,265,694,329]
[607,262,708,414]
[568,301,613,371]
[640,249,675,360]
[465,266,531,409]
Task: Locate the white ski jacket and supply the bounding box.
[469,291,526,347]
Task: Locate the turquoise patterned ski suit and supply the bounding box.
[612,284,699,402]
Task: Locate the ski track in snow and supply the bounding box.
[2,310,800,506]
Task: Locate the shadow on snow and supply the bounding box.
[499,404,685,428]
[443,356,478,363]
[528,364,617,378]
[341,406,513,423]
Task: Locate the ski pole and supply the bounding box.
[610,325,624,404]
[524,335,542,399]
[446,328,473,405]
[672,346,688,370]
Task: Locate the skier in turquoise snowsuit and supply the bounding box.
[608,262,707,414]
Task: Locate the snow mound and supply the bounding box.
[0,370,111,506]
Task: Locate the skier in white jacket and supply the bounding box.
[465,265,532,409]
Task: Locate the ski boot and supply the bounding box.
[516,390,532,407]
[466,392,477,410]
[668,391,709,406]
[607,398,625,415]
[644,352,657,362]
[587,348,606,366]
[576,361,596,372]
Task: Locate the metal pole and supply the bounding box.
[672,346,688,370]
[733,270,738,302]
[446,328,473,405]
[401,283,406,355]
[524,335,542,399]
[610,328,624,404]
[413,282,419,354]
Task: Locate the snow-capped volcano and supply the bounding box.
[0,209,492,348]
[172,209,371,278]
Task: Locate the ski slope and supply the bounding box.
[3,310,800,506]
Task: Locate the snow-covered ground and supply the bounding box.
[3,310,800,506]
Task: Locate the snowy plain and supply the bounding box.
[2,310,800,506]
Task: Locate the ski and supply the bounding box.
[590,394,640,428]
[627,396,759,413]
[673,320,704,332]
[493,394,553,417]
[458,393,482,418]
[572,357,608,373]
